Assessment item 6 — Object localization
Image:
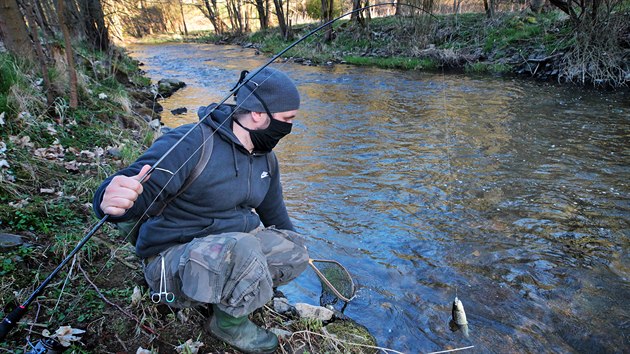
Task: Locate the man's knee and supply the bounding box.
[253,228,309,286]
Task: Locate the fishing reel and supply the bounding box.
[26,338,64,354]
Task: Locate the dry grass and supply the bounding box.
[559,13,629,87]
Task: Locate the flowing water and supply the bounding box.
[127,42,630,353]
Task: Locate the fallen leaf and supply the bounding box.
[175,339,204,354]
[131,286,142,306]
[53,325,85,346]
[0,159,9,168]
[9,199,29,208]
[0,112,5,126]
[47,123,57,135]
[79,150,96,159]
[9,135,34,148]
[17,111,32,120]
[136,347,153,354]
[43,325,85,347]
[472,250,481,257]
[94,147,105,157]
[64,161,80,172]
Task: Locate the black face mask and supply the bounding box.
[234,116,292,153]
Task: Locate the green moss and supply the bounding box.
[324,320,378,353]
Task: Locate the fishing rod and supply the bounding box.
[0,2,436,342]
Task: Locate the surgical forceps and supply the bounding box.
[151,257,175,303]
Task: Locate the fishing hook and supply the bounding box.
[0,2,437,341]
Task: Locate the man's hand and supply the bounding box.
[100,164,151,216]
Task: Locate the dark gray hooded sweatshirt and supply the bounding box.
[93,104,294,258]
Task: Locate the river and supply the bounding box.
[126,42,630,353]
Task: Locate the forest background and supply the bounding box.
[0,0,628,352]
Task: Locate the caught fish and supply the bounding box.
[450,296,470,338]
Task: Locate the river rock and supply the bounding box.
[107,147,122,157]
[149,119,162,131]
[0,233,23,251]
[157,78,186,98]
[294,303,334,321]
[273,297,292,314]
[171,107,188,115]
[269,328,292,339]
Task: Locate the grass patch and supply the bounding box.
[465,61,512,73]
[344,56,438,70]
[0,41,158,352]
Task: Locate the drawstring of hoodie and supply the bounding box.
[231,143,239,177]
[265,153,272,177]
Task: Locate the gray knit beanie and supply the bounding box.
[235,67,300,113]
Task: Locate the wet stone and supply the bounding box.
[171,107,188,115]
[294,303,334,321]
[273,297,292,314]
[0,233,24,251]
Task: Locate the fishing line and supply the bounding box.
[0,2,438,343]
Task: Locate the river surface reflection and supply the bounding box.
[127,42,630,353]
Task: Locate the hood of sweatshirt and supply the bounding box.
[197,103,245,149]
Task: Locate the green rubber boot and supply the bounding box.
[205,305,278,354]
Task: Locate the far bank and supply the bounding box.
[176,11,629,89]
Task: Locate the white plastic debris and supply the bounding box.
[0,112,5,125]
[98,93,108,99]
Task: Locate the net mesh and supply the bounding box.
[309,259,355,302]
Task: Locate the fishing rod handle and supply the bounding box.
[0,305,26,341]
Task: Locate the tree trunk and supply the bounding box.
[0,0,34,61]
[24,2,54,106]
[483,0,494,18]
[35,0,55,38]
[179,0,188,35]
[285,0,291,38]
[198,0,225,34]
[63,0,85,39]
[273,0,287,38]
[226,0,237,32]
[56,0,78,109]
[254,0,267,30]
[77,0,110,51]
[321,0,334,41]
[235,0,244,33]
